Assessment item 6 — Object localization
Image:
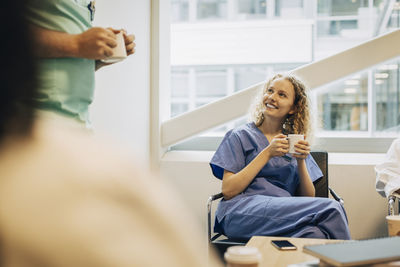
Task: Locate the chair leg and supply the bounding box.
[329,187,344,205]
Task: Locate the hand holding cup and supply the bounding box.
[266,134,289,157]
[287,134,310,159]
[101,31,127,63]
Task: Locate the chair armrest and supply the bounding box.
[329,187,344,205]
[207,193,224,243]
[210,192,224,201]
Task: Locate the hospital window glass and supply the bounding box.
[375,61,400,133]
[197,0,228,20]
[315,73,369,132]
[170,0,400,138]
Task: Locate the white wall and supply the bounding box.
[160,151,390,240]
[90,0,151,165]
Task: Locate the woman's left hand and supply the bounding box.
[293,139,310,160]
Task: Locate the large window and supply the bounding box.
[316,73,369,133]
[169,0,400,144]
[314,59,400,135]
[375,61,400,133]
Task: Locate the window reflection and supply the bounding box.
[197,0,228,20]
[275,0,304,18]
[170,0,400,136]
[171,68,189,97]
[170,64,297,118]
[375,62,400,132]
[316,74,368,132]
[314,60,400,134]
[236,0,267,19]
[171,0,189,22]
[196,68,227,97]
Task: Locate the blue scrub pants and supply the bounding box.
[217,195,351,240]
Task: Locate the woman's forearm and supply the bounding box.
[296,159,315,197]
[222,148,271,200]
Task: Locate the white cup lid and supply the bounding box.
[386,215,400,221]
[224,246,261,264]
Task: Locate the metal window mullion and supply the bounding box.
[227,0,236,20]
[310,90,318,133]
[189,68,197,110]
[267,0,275,19]
[227,67,235,95]
[368,69,376,135]
[375,0,396,36]
[189,0,197,22]
[226,67,235,129]
[304,0,317,19]
[369,0,374,37]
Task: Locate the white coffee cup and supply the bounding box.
[287,134,304,154]
[224,246,261,267]
[386,215,400,236]
[101,32,127,63]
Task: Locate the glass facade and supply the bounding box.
[170,0,400,136]
[197,0,228,20]
[375,61,400,133]
[316,73,369,132]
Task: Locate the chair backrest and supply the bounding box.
[310,151,328,198]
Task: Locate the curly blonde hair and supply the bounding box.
[249,73,310,136]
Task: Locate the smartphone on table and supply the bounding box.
[271,240,297,250]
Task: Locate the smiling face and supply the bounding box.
[263,78,296,121]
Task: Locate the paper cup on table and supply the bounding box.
[101,32,127,63]
[224,246,261,267]
[386,215,400,236]
[287,134,304,154]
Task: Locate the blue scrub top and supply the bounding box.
[209,124,352,240]
[210,122,322,197]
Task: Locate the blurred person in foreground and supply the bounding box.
[0,1,222,266]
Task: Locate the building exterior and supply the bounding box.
[170,0,400,136]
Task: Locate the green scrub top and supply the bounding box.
[26,0,95,124]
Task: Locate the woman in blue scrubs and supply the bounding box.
[210,74,351,240]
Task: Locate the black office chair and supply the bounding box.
[207,151,343,258]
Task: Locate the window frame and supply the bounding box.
[157,0,400,157]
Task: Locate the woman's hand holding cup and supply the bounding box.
[288,134,310,159]
[266,134,289,157]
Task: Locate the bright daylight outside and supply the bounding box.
[169,0,400,148]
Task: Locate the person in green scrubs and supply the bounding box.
[26,0,135,125]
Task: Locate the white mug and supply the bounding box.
[101,32,127,64]
[287,134,304,154]
[224,246,261,267]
